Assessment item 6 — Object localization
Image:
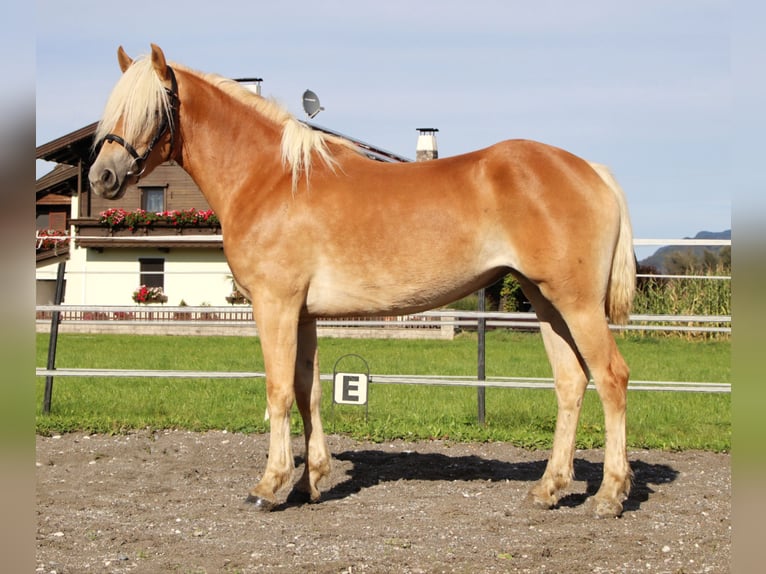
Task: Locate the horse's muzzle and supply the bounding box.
[89,151,132,199]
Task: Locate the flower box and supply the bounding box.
[225,292,249,305]
[73,221,221,237]
[132,285,168,305]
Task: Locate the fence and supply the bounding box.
[34,306,730,336]
[36,238,732,414]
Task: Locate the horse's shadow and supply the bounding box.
[277,449,678,513]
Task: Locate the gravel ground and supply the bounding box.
[36,430,730,573]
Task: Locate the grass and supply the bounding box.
[632,267,731,337]
[35,331,730,451]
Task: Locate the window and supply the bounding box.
[141,187,166,213]
[36,210,67,231]
[36,213,50,230]
[139,258,165,289]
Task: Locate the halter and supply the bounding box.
[94,66,180,180]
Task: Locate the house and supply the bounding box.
[36,121,231,307]
[36,105,417,308]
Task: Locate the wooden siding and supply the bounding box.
[87,161,211,217]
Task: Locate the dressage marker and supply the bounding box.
[89,44,636,517]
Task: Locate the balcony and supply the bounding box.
[73,219,223,250]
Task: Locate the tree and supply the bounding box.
[718,246,731,271]
[499,274,530,312]
[663,250,700,275]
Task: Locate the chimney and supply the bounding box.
[416,128,439,161]
[235,78,263,96]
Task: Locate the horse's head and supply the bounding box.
[89,44,179,199]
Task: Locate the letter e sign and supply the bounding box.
[333,372,369,405]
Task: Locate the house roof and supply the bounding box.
[36,164,80,200]
[36,121,98,167]
[309,123,411,163]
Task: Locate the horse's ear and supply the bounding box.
[150,43,170,81]
[117,46,133,73]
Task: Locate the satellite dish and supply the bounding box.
[302,89,325,119]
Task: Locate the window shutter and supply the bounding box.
[49,211,67,231]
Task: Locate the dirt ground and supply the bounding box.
[36,430,730,574]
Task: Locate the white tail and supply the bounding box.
[589,163,636,325]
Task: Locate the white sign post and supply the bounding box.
[331,354,371,421]
[333,372,369,405]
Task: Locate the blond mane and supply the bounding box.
[95,52,351,190]
[207,73,348,190]
[94,56,174,150]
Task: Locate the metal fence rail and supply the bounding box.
[34,367,730,394]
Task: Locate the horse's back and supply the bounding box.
[292,139,620,316]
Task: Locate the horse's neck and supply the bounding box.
[175,72,283,223]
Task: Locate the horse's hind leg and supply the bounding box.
[523,279,631,517]
[566,311,631,517]
[547,307,630,517]
[522,285,590,509]
[293,318,331,502]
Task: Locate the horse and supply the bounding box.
[89,44,636,518]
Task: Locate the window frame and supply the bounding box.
[140,186,167,213]
[139,257,165,290]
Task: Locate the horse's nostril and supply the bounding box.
[89,167,120,196]
[101,169,116,186]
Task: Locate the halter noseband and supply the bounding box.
[96,66,179,180]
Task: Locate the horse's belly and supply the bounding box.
[305,263,506,317]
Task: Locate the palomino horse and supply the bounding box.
[89,44,636,517]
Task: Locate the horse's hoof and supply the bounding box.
[591,497,623,518]
[526,492,554,510]
[245,494,276,511]
[526,485,557,510]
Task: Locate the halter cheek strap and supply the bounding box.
[102,133,142,163]
[95,66,179,180]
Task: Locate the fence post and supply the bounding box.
[477,288,486,426]
[43,261,66,415]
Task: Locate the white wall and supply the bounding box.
[36,243,235,306]
[33,193,240,306]
[72,247,233,306]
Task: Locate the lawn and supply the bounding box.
[36,331,730,451]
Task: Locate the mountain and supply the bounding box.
[639,230,731,273]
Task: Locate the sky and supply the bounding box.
[35,0,732,257]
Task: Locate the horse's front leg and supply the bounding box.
[246,299,301,510]
[293,318,331,502]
